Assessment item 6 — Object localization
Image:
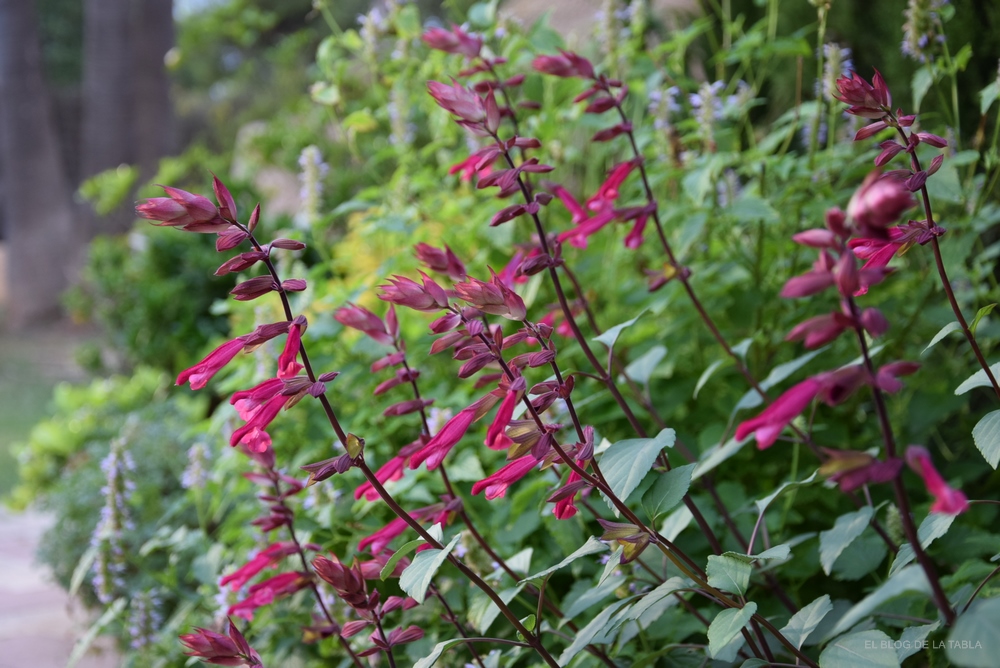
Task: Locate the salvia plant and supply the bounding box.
[82,2,1000,667]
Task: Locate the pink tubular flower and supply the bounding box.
[453,269,526,320]
[834,69,891,119]
[220,542,299,591]
[358,517,409,554]
[905,446,969,515]
[334,302,395,346]
[422,25,482,58]
[177,336,247,390]
[228,572,311,621]
[230,379,289,453]
[785,312,854,348]
[378,273,449,312]
[408,407,477,470]
[277,320,304,379]
[586,160,637,210]
[472,455,539,500]
[819,449,903,492]
[532,50,595,79]
[354,454,407,501]
[485,386,520,450]
[414,243,467,282]
[735,378,823,449]
[847,172,916,238]
[136,185,227,233]
[427,80,485,123]
[179,618,262,667]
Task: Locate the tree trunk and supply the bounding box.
[80,0,135,236]
[131,0,177,179]
[0,0,83,328]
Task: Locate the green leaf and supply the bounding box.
[972,410,1000,469]
[981,80,1000,116]
[694,359,725,399]
[954,362,1000,395]
[66,598,127,668]
[519,536,606,583]
[558,600,630,666]
[780,594,833,650]
[970,304,997,336]
[819,630,901,668]
[694,437,748,479]
[468,585,523,634]
[755,471,819,515]
[659,505,693,542]
[381,538,424,580]
[642,463,695,522]
[398,533,461,604]
[69,544,99,599]
[947,597,1000,667]
[594,309,648,352]
[414,638,473,668]
[563,576,625,621]
[922,321,962,355]
[820,506,874,575]
[912,66,935,111]
[890,513,957,576]
[624,345,667,384]
[826,566,931,638]
[728,194,778,222]
[708,603,757,659]
[600,428,676,516]
[624,576,690,622]
[897,623,939,662]
[599,546,624,585]
[707,553,753,596]
[752,544,792,561]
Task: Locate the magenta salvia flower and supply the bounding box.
[735,378,823,449]
[821,449,904,492]
[408,406,477,470]
[334,302,395,346]
[785,312,854,348]
[219,542,299,591]
[847,172,916,238]
[180,618,262,667]
[532,50,595,79]
[427,80,485,123]
[277,318,305,379]
[228,572,311,621]
[414,242,467,281]
[905,446,969,515]
[453,269,527,320]
[137,185,227,233]
[834,69,892,119]
[422,25,482,58]
[177,336,248,390]
[379,273,450,312]
[471,455,540,500]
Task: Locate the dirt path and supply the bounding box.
[0,508,120,668]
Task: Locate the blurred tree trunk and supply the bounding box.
[0,0,83,327]
[131,0,177,179]
[80,0,135,235]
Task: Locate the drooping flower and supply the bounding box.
[735,378,823,449]
[471,455,539,500]
[905,446,969,515]
[819,449,904,492]
[227,572,311,621]
[180,618,262,667]
[219,542,300,591]
[409,407,477,470]
[177,337,248,390]
[277,318,305,379]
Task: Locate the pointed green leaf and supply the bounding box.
[625,345,667,384]
[753,544,792,561]
[970,304,997,336]
[981,80,1000,115]
[708,603,757,659]
[922,321,962,355]
[912,66,935,111]
[558,600,630,666]
[820,506,874,575]
[819,630,900,668]
[694,359,725,399]
[827,566,931,638]
[414,638,474,668]
[594,309,647,351]
[380,538,425,580]
[955,363,1000,395]
[707,553,753,596]
[897,623,939,662]
[889,513,956,576]
[947,598,1000,667]
[468,585,523,634]
[398,533,461,604]
[66,598,127,668]
[600,428,676,516]
[755,472,819,515]
[694,437,748,479]
[780,594,833,650]
[624,576,690,622]
[642,463,695,522]
[972,409,1000,468]
[519,536,606,583]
